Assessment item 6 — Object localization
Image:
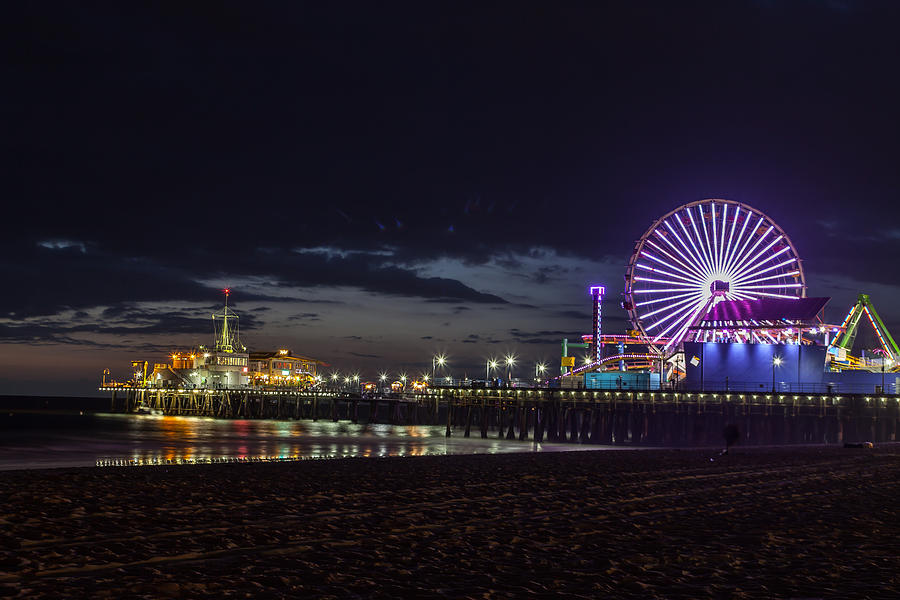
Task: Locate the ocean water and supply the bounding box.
[0,411,603,470]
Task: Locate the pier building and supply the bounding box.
[104,290,323,392]
[148,349,249,389]
[248,350,324,387]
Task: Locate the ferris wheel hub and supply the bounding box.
[711,280,730,294]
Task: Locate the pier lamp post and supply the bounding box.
[535,363,546,386]
[330,372,340,392]
[772,356,782,393]
[432,354,446,381]
[505,354,517,387]
[400,374,407,390]
[487,359,498,386]
[379,372,387,393]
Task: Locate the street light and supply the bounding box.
[772,356,782,392]
[486,358,498,384]
[505,354,517,386]
[535,363,546,387]
[432,354,446,381]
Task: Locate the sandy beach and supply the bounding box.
[1,446,899,599]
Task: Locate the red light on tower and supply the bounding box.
[223,288,231,297]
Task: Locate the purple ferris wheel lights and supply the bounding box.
[625,199,806,349]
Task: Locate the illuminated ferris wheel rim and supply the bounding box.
[625,198,806,351]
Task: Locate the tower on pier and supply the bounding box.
[590,285,605,363]
[213,288,245,353]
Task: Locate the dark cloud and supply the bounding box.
[0,246,215,318]
[556,310,589,320]
[533,267,558,285]
[460,334,502,345]
[0,241,506,324]
[287,313,320,321]
[508,329,573,345]
[0,306,262,348]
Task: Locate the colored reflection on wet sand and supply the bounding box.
[0,412,602,470]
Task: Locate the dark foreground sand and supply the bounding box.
[1,446,899,599]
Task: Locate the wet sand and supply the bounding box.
[1,446,898,599]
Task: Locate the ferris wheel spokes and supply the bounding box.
[721,207,752,275]
[634,256,702,284]
[643,243,705,283]
[659,222,710,278]
[736,267,801,287]
[642,294,706,328]
[688,208,715,275]
[731,246,793,283]
[727,232,782,280]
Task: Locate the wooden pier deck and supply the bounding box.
[100,386,900,446]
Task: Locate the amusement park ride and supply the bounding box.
[828,294,899,372]
[564,198,900,382]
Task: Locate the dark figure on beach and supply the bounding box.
[722,424,740,454]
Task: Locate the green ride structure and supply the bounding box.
[828,294,900,373]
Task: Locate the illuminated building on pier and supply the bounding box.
[248,349,325,387]
[112,290,324,391]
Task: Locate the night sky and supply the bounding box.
[5,1,900,395]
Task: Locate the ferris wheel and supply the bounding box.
[624,199,805,351]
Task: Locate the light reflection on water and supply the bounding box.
[0,412,602,470]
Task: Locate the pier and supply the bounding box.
[101,386,900,446]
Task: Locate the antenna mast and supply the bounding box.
[213,287,242,353]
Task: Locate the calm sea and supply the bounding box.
[0,410,603,471]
